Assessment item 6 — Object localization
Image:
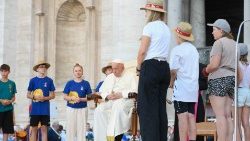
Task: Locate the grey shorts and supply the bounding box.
[207,76,235,99]
[237,88,250,107]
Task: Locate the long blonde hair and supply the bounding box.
[146,10,164,23]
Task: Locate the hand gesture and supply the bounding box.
[136,66,140,76]
[1,99,11,106]
[106,94,115,100]
[113,92,122,99]
[74,97,81,103]
[169,83,173,88]
[107,92,122,100]
[202,67,209,77]
[34,95,45,102]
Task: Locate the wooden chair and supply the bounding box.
[128,92,138,141]
[196,122,217,141]
[88,92,139,141]
[196,100,217,141]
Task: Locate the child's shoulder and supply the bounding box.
[8,79,16,85]
[30,76,38,81]
[81,80,91,86]
[45,76,54,81]
[66,79,74,84]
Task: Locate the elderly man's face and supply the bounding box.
[112,63,124,77]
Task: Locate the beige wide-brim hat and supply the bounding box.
[101,63,112,74]
[140,0,166,13]
[33,60,50,72]
[173,22,194,42]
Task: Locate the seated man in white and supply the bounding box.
[94,59,138,141]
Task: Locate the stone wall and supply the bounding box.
[14,0,33,125]
[0,0,4,65]
[96,0,146,82]
[3,0,18,79]
[55,0,87,88]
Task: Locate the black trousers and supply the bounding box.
[138,59,170,141]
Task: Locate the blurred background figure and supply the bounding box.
[95,63,112,92]
[85,123,94,141]
[48,121,61,141]
[234,43,250,141]
[58,125,66,141]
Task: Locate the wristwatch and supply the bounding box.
[136,67,140,72]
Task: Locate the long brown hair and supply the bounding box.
[222,31,234,40]
[214,27,234,40]
[240,54,249,65]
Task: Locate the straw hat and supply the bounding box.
[33,60,50,72]
[140,0,166,13]
[173,22,194,42]
[101,63,112,74]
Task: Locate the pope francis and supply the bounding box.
[93,59,138,141]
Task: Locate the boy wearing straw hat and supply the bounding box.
[0,64,17,141]
[26,60,56,141]
[169,22,199,141]
[95,63,112,92]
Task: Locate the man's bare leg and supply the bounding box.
[30,126,38,141]
[41,125,48,141]
[3,133,8,141]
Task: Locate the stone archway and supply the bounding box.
[55,0,86,88]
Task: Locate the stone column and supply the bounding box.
[15,0,33,125]
[190,0,205,48]
[34,0,45,63]
[46,0,56,80]
[2,0,18,76]
[86,0,98,87]
[244,0,250,47]
[96,0,145,81]
[182,0,190,21]
[167,0,182,53]
[0,0,5,64]
[111,0,145,60]
[166,0,182,123]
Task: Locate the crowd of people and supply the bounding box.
[0,0,249,141]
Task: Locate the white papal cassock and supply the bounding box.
[94,70,138,141]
